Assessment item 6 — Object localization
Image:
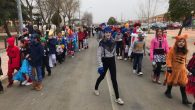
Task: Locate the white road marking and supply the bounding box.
[106,73,119,110]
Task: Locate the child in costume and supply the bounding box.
[41,37,51,78]
[6,37,20,87]
[186,48,195,109]
[67,31,75,57]
[150,28,169,84]
[78,27,85,51]
[48,30,57,67]
[122,30,130,61]
[132,34,146,76]
[83,27,89,49]
[164,34,191,105]
[95,26,124,105]
[13,39,32,86]
[56,31,65,64]
[29,34,44,91]
[0,57,4,93]
[115,29,123,60]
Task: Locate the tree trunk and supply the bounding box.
[13,20,19,34]
[178,26,183,36]
[3,21,11,37]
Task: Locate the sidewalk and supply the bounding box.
[145,29,195,61]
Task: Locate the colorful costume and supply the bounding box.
[186,53,195,94]
[164,34,191,105]
[6,37,20,87]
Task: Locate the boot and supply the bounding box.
[35,82,43,91]
[156,76,162,84]
[165,85,173,99]
[0,81,4,93]
[7,77,13,88]
[152,74,156,83]
[32,81,38,90]
[193,103,195,110]
[180,86,192,105]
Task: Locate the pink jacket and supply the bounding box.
[150,37,169,61]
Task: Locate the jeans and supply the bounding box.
[133,53,143,73]
[116,41,123,56]
[29,66,42,82]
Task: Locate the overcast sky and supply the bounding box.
[80,0,169,23]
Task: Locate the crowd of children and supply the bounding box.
[0,25,90,92]
[0,22,195,109]
[95,23,195,109]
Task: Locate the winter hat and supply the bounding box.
[40,37,46,43]
[104,26,112,33]
[138,33,144,38]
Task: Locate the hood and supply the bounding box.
[7,37,15,47]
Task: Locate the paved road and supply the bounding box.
[0,37,192,110]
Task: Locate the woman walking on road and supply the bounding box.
[94,26,124,105]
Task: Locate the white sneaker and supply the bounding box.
[124,58,127,61]
[138,72,143,76]
[21,80,28,85]
[79,49,81,52]
[119,56,123,60]
[25,82,32,86]
[133,70,136,74]
[117,56,120,59]
[115,98,124,105]
[94,90,100,96]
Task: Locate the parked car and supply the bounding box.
[167,22,182,29]
[141,23,151,31]
[151,22,167,30]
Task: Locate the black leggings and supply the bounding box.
[153,62,163,77]
[0,80,3,91]
[95,57,119,99]
[79,40,83,49]
[42,57,51,78]
[116,41,123,56]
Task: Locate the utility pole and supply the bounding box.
[16,0,23,36]
[147,0,151,33]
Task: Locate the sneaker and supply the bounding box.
[117,56,120,59]
[115,98,124,105]
[119,56,123,60]
[79,49,81,52]
[137,72,143,76]
[124,58,127,61]
[94,90,100,96]
[25,82,32,86]
[22,80,28,85]
[133,69,136,74]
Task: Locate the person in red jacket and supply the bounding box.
[78,27,85,51]
[6,37,20,87]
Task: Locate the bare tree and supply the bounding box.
[82,12,93,26]
[62,0,80,25]
[35,0,55,24]
[21,0,35,23]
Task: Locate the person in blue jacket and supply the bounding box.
[29,34,44,91]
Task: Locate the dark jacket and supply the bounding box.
[29,42,44,67]
[48,38,57,54]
